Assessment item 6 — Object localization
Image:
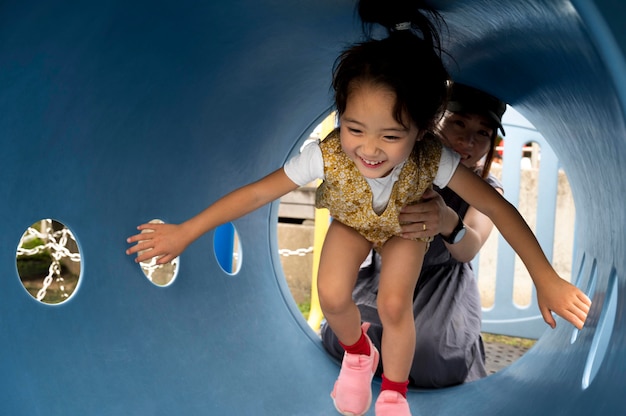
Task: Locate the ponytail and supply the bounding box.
[333,0,449,132]
[357,0,446,53]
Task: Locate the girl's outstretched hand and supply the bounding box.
[536,274,591,330]
[126,222,189,265]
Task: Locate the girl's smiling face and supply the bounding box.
[437,111,495,168]
[339,83,420,179]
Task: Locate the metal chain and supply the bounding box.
[278,247,314,257]
[16,221,81,301]
[139,256,179,283]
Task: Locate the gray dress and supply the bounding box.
[320,174,502,388]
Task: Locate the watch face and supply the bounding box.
[453,227,466,244]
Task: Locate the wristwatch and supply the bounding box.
[442,213,466,244]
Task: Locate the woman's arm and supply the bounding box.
[399,187,501,263]
[446,165,546,274]
[126,167,299,264]
[448,202,499,263]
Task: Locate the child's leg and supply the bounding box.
[317,220,373,346]
[318,221,378,416]
[377,236,426,386]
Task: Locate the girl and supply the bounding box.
[127,2,590,415]
[322,81,510,388]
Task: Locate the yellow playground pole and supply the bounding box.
[306,113,335,332]
[306,204,329,331]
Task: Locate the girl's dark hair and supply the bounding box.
[332,0,449,132]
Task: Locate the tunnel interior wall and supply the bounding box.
[0,0,624,415]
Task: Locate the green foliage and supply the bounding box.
[298,301,311,320]
[482,332,537,348]
[20,237,45,250]
[16,252,53,280]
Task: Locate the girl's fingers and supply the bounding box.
[126,240,148,255]
[129,223,162,243]
[156,254,173,265]
[126,235,139,244]
[127,231,154,243]
[137,222,163,232]
[540,306,556,329]
[557,302,589,330]
[573,303,590,326]
[136,247,163,264]
[568,314,584,330]
[576,298,591,314]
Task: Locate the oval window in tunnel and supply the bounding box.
[213,222,242,276]
[582,268,618,390]
[137,219,179,287]
[16,218,81,304]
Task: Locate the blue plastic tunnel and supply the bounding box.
[1,1,625,414]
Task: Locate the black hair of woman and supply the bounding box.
[445,82,508,178]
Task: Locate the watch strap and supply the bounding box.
[442,213,465,244]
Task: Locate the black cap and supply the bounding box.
[447,83,507,136]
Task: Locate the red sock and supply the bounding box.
[381,374,409,398]
[339,328,371,356]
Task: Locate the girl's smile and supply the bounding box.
[359,157,385,168]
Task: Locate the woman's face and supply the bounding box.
[437,110,495,168]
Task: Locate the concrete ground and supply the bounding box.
[483,336,533,374]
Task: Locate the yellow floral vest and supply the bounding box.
[315,129,442,248]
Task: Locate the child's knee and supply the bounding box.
[318,287,352,315]
[377,295,410,324]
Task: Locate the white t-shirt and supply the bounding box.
[284,140,460,214]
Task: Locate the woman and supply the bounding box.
[321,82,508,388]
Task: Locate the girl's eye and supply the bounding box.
[348,127,362,135]
[384,136,401,141]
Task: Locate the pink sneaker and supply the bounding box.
[331,322,380,416]
[374,390,411,416]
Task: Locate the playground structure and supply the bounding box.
[1,1,625,415]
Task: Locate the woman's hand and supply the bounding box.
[399,188,456,239]
[126,222,190,265]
